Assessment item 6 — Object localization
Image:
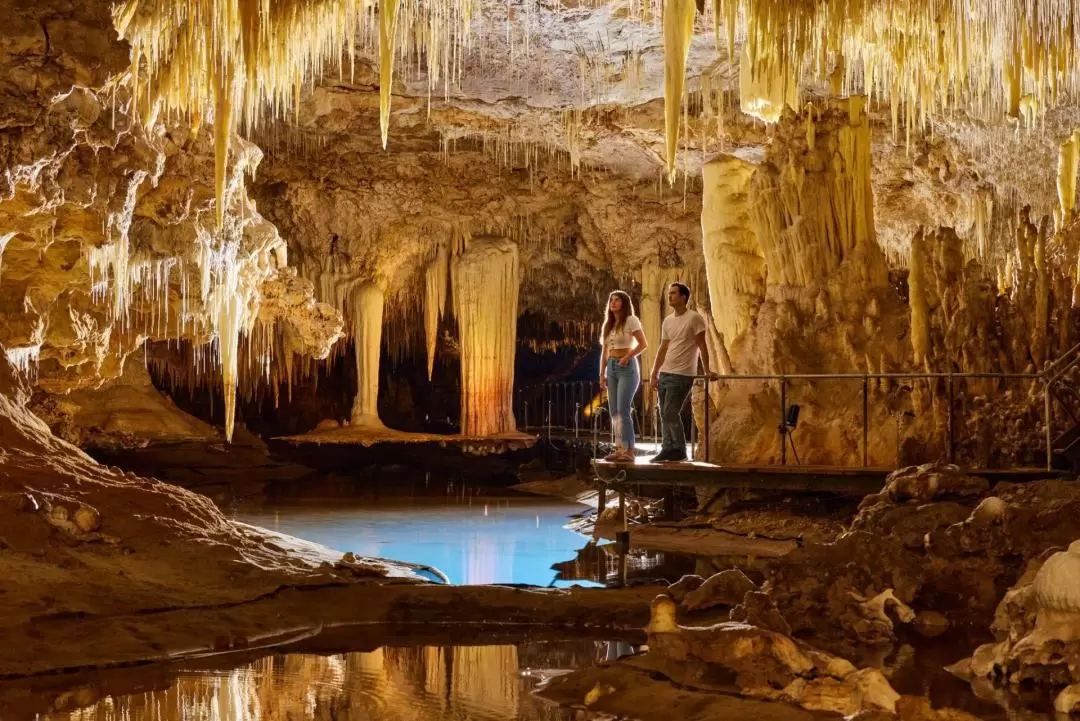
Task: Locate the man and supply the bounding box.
[649,282,717,462]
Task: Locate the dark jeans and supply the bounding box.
[658,372,694,454]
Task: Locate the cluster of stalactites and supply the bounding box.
[728,0,1079,138]
[744,97,880,289]
[85,193,283,442]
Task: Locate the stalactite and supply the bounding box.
[1034,224,1049,368]
[379,0,402,149]
[451,238,519,437]
[908,229,930,368]
[701,155,765,348]
[424,244,449,380]
[213,57,235,230]
[739,43,799,123]
[662,0,696,183]
[1057,130,1080,231]
[639,256,663,410]
[971,188,994,261]
[349,281,386,427]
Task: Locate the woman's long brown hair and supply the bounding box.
[601,290,636,344]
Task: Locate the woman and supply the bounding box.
[599,290,648,463]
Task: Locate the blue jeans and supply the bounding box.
[606,357,640,450]
[658,372,694,454]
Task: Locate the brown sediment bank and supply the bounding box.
[0,582,659,678]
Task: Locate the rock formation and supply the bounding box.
[453,238,520,436]
[8,0,1080,717]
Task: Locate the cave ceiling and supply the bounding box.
[4,0,1080,408]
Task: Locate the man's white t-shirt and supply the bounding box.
[659,310,706,376]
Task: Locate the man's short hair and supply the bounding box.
[670,282,691,301]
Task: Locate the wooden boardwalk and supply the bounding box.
[592,456,1063,495]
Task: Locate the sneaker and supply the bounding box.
[662,451,688,463]
[649,450,673,463]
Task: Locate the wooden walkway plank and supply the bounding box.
[591,458,1063,495]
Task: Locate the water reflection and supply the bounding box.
[235,494,599,587]
[45,642,596,721]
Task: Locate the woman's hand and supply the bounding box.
[618,356,631,366]
[600,375,607,389]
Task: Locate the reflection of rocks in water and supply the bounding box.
[40,644,582,721]
[540,594,988,721]
[950,541,1080,716]
[550,541,693,585]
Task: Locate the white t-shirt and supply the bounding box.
[659,310,706,376]
[604,315,643,350]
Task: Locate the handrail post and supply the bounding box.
[862,374,869,468]
[524,400,529,430]
[704,376,711,463]
[780,376,787,465]
[1046,379,1054,471]
[558,383,564,429]
[574,402,580,438]
[946,372,955,464]
[592,402,600,462]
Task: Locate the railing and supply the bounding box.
[514,377,704,458]
[518,344,1080,471]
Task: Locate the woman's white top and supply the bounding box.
[604,316,644,350]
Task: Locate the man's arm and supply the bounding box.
[695,331,716,378]
[650,340,670,385]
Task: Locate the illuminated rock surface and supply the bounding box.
[7,0,1080,716]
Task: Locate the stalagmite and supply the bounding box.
[909,230,930,368]
[348,282,387,428]
[662,0,696,183]
[451,238,519,437]
[379,0,402,150]
[701,155,765,347]
[424,245,449,381]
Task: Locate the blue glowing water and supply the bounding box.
[235,488,598,588]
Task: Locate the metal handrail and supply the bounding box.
[520,343,1080,472]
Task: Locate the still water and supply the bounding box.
[233,485,599,587]
[22,641,602,721]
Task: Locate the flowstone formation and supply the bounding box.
[452,238,520,437]
[696,97,1080,468]
[699,98,905,466]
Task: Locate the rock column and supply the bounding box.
[701,156,766,349]
[349,281,386,428]
[451,238,519,436]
